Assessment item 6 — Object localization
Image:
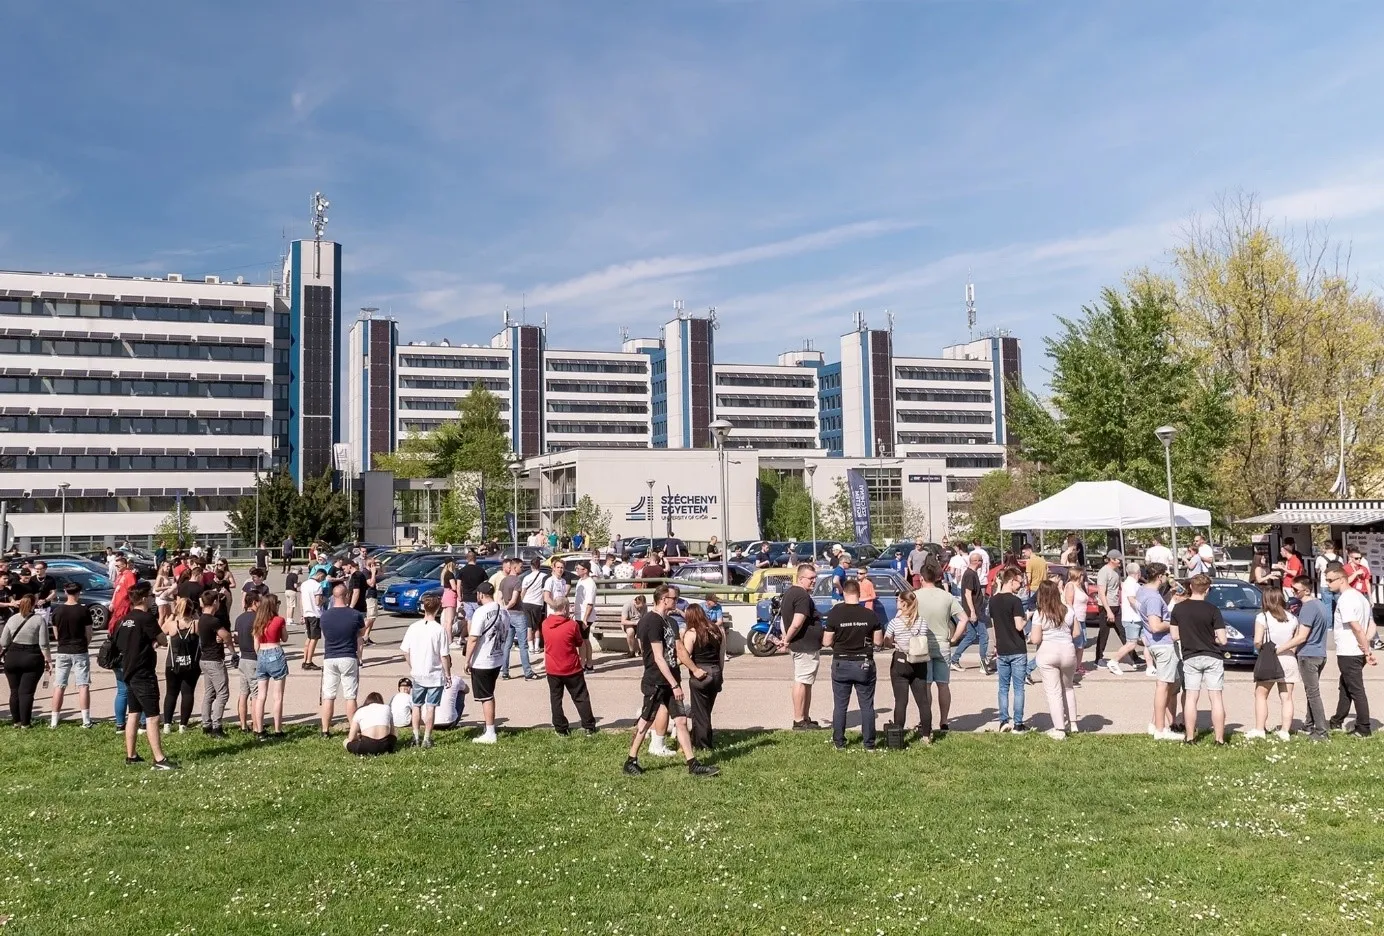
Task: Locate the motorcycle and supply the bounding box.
[747,594,786,657]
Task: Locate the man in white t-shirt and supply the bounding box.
[1104,561,1144,676]
[435,674,467,728]
[400,593,452,748]
[299,568,326,671]
[1144,536,1174,571]
[946,546,968,596]
[465,583,506,744]
[572,561,598,674]
[544,559,571,617]
[519,557,550,654]
[968,543,990,582]
[1326,561,1375,737]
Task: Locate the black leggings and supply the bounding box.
[688,665,723,750]
[4,645,44,727]
[889,655,931,733]
[163,669,199,726]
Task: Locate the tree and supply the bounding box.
[1005,275,1235,518]
[1174,194,1384,516]
[561,495,611,547]
[758,470,824,541]
[431,489,479,545]
[224,471,300,546]
[963,469,1038,549]
[154,507,198,551]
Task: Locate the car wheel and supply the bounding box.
[88,604,108,630]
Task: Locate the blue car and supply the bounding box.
[755,569,908,630]
[1201,578,1262,665]
[380,558,501,615]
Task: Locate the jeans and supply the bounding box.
[1334,656,1371,734]
[200,660,230,729]
[1298,656,1328,736]
[547,671,597,733]
[831,658,877,748]
[949,620,990,666]
[163,668,200,727]
[995,653,1027,725]
[500,613,532,677]
[112,665,146,729]
[688,664,723,749]
[888,655,931,733]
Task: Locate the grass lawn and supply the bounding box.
[2,726,1383,935]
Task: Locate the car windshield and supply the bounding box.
[1207,583,1262,611]
[54,570,113,591]
[388,556,445,578]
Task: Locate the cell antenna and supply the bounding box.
[965,280,977,340]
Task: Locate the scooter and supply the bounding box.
[747,595,785,657]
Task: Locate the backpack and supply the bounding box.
[167,625,200,676]
[905,626,932,664]
[97,629,122,671]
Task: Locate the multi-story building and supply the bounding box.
[345,314,398,472]
[0,236,342,551]
[713,350,823,453]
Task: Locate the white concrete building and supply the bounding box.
[712,350,822,453]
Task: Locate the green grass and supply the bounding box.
[2,726,1383,935]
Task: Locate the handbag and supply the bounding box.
[905,627,931,664]
[1252,640,1284,683]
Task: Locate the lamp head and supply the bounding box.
[1154,425,1177,446]
[708,418,733,446]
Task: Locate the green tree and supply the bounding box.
[561,495,611,547]
[758,470,823,541]
[225,471,301,546]
[431,489,479,545]
[154,507,198,551]
[963,469,1039,549]
[1006,275,1234,517]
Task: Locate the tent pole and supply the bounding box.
[1119,529,1125,558]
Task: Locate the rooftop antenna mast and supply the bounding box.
[674,299,685,320]
[503,305,510,327]
[310,191,330,277]
[886,309,896,335]
[359,306,379,322]
[619,325,630,344]
[852,310,865,332]
[965,279,976,340]
[707,306,718,329]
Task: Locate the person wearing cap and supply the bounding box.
[1093,549,1125,669]
[464,582,505,744]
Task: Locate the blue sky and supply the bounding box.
[5,2,1384,381]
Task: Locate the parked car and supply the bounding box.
[381,558,501,615]
[1198,577,1261,665]
[45,567,115,631]
[27,555,109,577]
[83,548,157,577]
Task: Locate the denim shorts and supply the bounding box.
[928,658,951,685]
[411,684,444,706]
[255,646,289,682]
[53,652,91,688]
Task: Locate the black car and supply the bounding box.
[84,548,157,577]
[46,568,116,631]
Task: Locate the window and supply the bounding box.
[941,454,1005,469]
[724,436,817,450]
[896,387,992,403]
[894,366,989,383]
[1,453,265,471]
[896,410,992,425]
[398,377,510,392]
[715,395,816,410]
[546,358,647,374]
[545,380,646,395]
[546,400,648,415]
[546,421,648,435]
[722,415,817,430]
[897,432,994,445]
[714,373,815,389]
[399,354,507,370]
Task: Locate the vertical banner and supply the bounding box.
[476,487,487,540]
[846,469,872,544]
[505,511,516,547]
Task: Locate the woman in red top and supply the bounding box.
[251,594,289,739]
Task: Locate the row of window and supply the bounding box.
[819,392,842,412]
[716,394,816,410]
[399,420,510,433]
[935,454,1005,469]
[0,375,265,398]
[398,354,507,371]
[0,337,266,362]
[546,400,648,415]
[546,380,646,395]
[819,370,842,391]
[895,387,993,403]
[896,432,995,445]
[0,298,267,327]
[725,436,817,450]
[546,422,648,435]
[897,410,992,425]
[547,441,650,452]
[715,373,815,389]
[398,377,509,392]
[0,415,264,435]
[399,399,463,411]
[947,477,981,492]
[547,359,647,375]
[722,415,817,430]
[1,454,264,471]
[820,415,844,432]
[894,366,989,383]
[8,495,244,514]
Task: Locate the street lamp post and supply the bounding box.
[805,463,817,561]
[646,479,655,545]
[1155,425,1178,571]
[58,482,70,552]
[507,451,521,557]
[709,419,733,590]
[422,480,434,545]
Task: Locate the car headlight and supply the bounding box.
[1225,625,1245,640]
[403,589,420,598]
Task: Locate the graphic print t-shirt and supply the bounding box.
[637,611,680,685]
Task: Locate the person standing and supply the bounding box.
[779,563,824,730]
[1278,538,1304,597]
[1105,560,1144,676]
[1029,578,1081,740]
[705,536,721,563]
[1063,566,1090,673]
[949,553,991,674]
[110,582,176,769]
[439,558,460,644]
[1135,563,1181,739]
[283,566,300,627]
[1326,561,1375,737]
[400,594,451,748]
[906,539,929,590]
[822,577,883,750]
[883,588,932,739]
[318,584,365,738]
[48,582,94,728]
[499,557,536,680]
[519,556,550,654]
[362,557,381,648]
[343,559,370,646]
[1144,536,1174,571]
[543,558,571,617]
[195,591,232,738]
[299,567,326,671]
[251,594,289,740]
[106,557,136,634]
[542,601,599,737]
[573,560,598,674]
[1,594,50,728]
[1247,587,1307,741]
[465,582,506,744]
[682,604,724,751]
[457,551,490,635]
[160,598,201,733]
[990,568,1029,732]
[280,536,294,575]
[1315,541,1341,619]
[1021,544,1048,591]
[622,584,719,776]
[663,530,687,562]
[1291,577,1332,741]
[233,590,261,732]
[255,541,269,575]
[1344,547,1372,597]
[945,545,967,597]
[1172,573,1229,744]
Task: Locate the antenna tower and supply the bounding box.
[965,280,977,339]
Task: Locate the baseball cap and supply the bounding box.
[475,582,495,597]
[1105,548,1123,561]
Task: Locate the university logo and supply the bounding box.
[626,496,649,522]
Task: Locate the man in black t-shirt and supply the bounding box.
[949,553,993,674]
[779,562,824,730]
[196,591,233,737]
[241,568,270,612]
[50,582,94,728]
[233,591,261,732]
[623,584,719,778]
[822,578,882,750]
[29,562,56,615]
[363,557,381,646]
[112,582,175,769]
[1169,573,1227,743]
[458,552,490,625]
[988,568,1028,731]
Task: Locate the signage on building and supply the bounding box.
[626,492,718,522]
[908,474,943,483]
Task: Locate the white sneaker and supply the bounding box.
[178,724,186,733]
[472,729,497,745]
[1147,722,1159,737]
[1107,660,1124,676]
[1243,729,1266,740]
[1046,728,1066,741]
[1156,729,1182,741]
[1067,723,1080,734]
[1275,729,1291,742]
[648,736,677,757]
[162,724,171,735]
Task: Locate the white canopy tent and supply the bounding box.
[1000,480,1211,532]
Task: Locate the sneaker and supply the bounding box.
[583,728,599,737]
[1328,719,1345,732]
[1275,729,1291,742]
[938,722,950,735]
[647,737,676,757]
[1156,729,1182,741]
[364,638,376,647]
[178,724,186,733]
[555,729,571,737]
[210,728,228,740]
[125,755,145,765]
[1012,723,1029,734]
[411,735,423,747]
[525,673,542,681]
[321,731,331,740]
[949,661,963,673]
[1046,728,1066,741]
[161,724,171,735]
[1147,723,1158,737]
[500,673,512,680]
[791,719,821,731]
[687,759,720,776]
[421,737,434,749]
[271,731,287,739]
[1106,660,1124,675]
[472,729,498,744]
[1170,723,1186,734]
[999,721,1012,733]
[81,720,93,729]
[1025,672,1037,685]
[1350,728,1373,739]
[1308,732,1330,742]
[1243,729,1266,740]
[151,759,178,771]
[255,731,269,742]
[1067,723,1080,734]
[623,758,645,776]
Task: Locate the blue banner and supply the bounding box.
[846,469,872,544]
[505,510,516,546]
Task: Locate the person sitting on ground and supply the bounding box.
[344,691,396,756]
[434,674,468,730]
[390,678,414,730]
